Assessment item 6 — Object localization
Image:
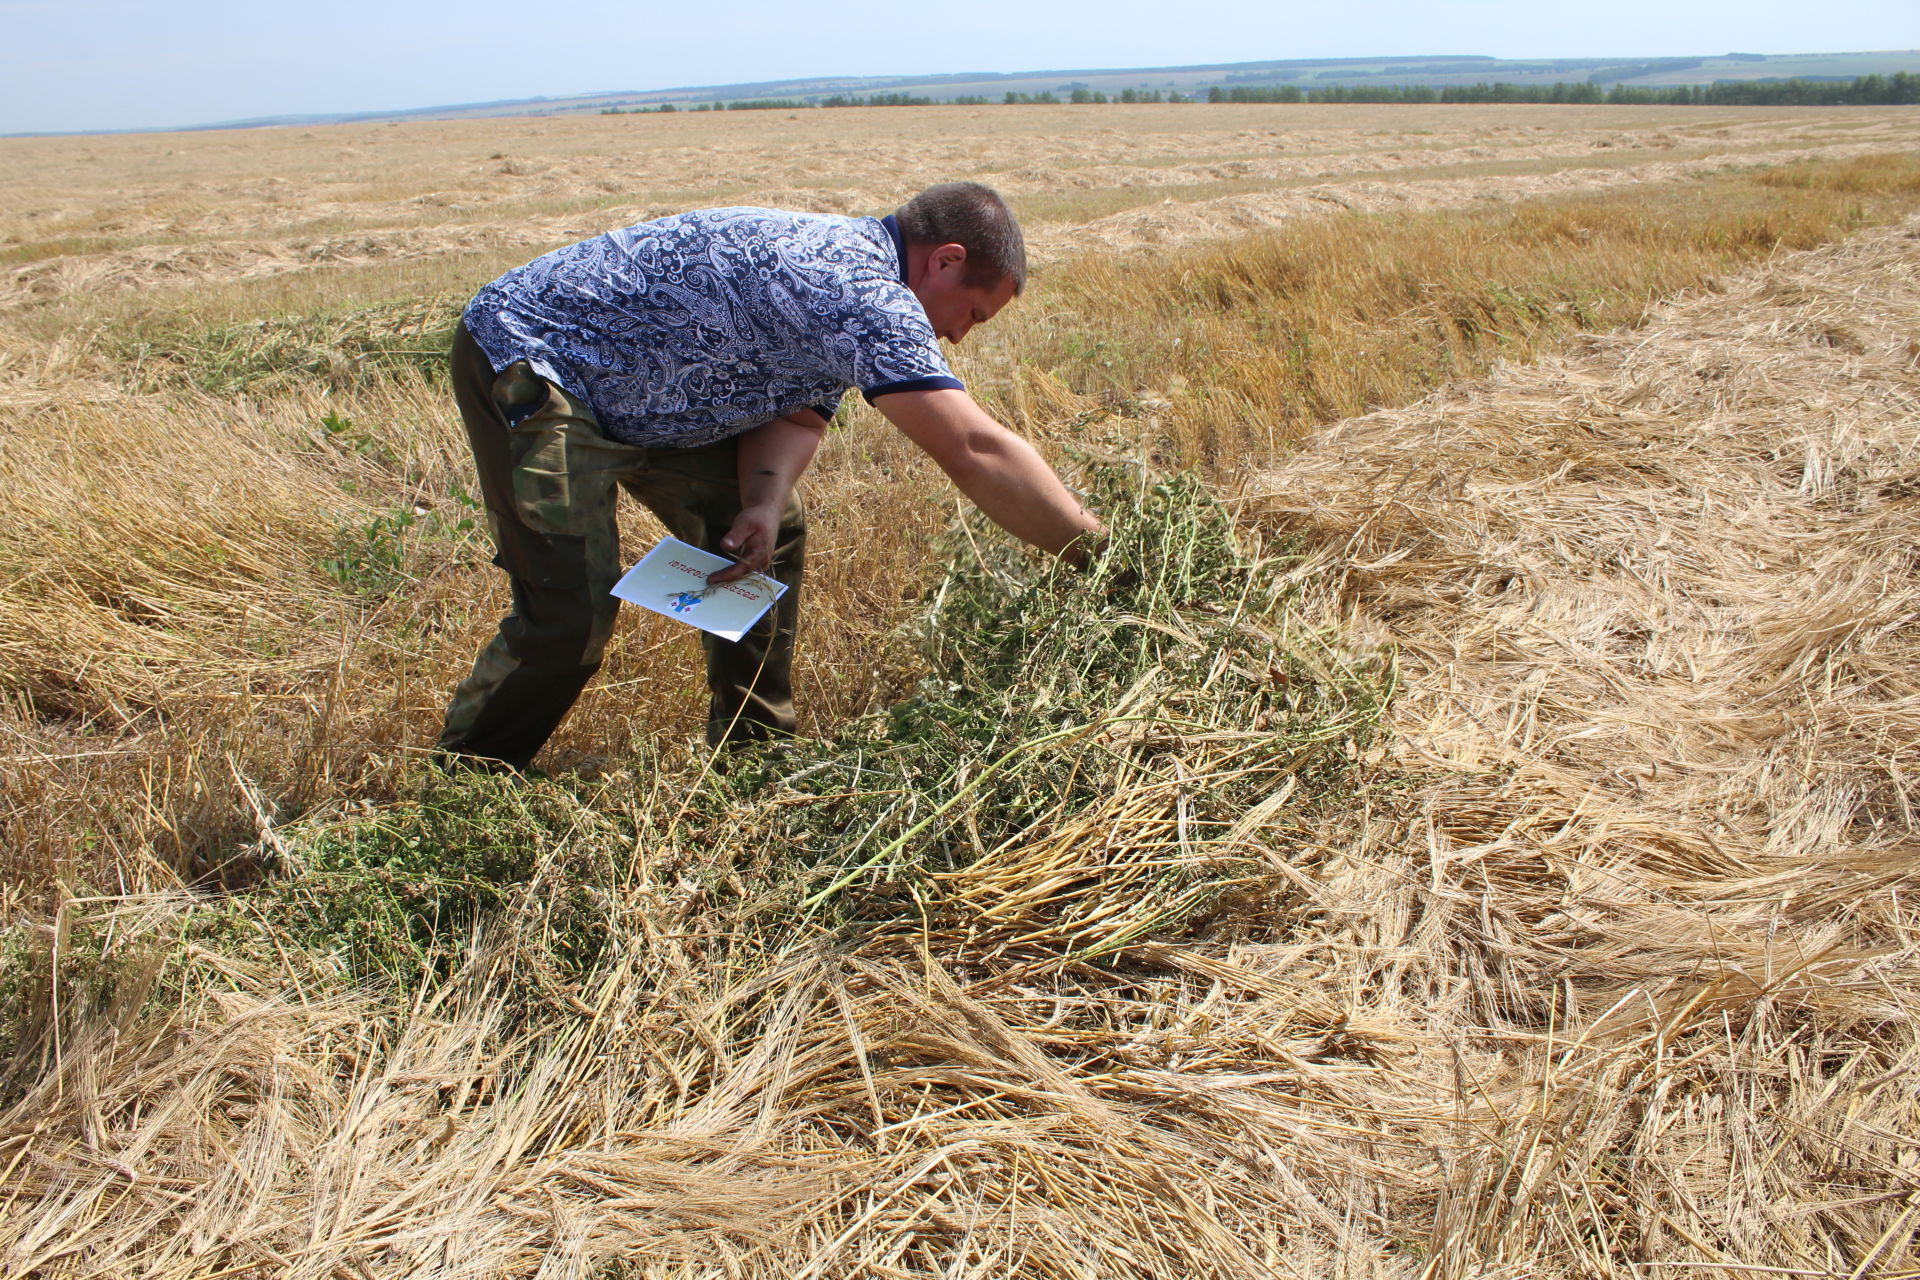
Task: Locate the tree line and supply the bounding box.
[1209,73,1919,106]
[600,72,1919,115]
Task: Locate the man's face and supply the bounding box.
[911,248,1018,345]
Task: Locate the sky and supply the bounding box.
[3,0,1916,135]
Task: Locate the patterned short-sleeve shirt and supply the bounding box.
[463,208,963,447]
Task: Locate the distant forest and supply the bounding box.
[606,72,1920,115]
[1208,73,1920,106]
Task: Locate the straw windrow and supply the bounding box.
[1245,212,1920,1272]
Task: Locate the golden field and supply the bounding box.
[7,103,1919,311]
[3,104,1920,1277]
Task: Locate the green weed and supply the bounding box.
[208,771,619,988]
[0,465,1392,1105]
[323,477,481,598]
[0,896,180,1097]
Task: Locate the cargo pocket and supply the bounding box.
[507,417,584,538]
[488,366,625,598]
[491,360,547,426]
[487,363,565,533]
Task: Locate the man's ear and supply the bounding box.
[929,242,968,277]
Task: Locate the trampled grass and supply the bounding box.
[1,112,1919,1276]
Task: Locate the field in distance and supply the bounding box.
[7,101,1920,312]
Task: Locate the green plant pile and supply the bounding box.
[253,465,1389,989]
[712,465,1390,960]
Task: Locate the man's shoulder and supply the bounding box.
[477,206,909,331]
[617,207,887,252]
[642,209,908,308]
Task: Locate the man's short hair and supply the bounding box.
[895,182,1028,294]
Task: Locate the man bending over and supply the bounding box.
[439,181,1100,773]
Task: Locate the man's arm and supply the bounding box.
[872,388,1103,563]
[708,411,827,584]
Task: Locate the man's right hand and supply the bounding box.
[708,503,781,585]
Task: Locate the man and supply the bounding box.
[439,182,1100,773]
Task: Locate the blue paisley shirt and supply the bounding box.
[463,209,963,447]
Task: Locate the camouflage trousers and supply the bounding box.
[438,323,804,771]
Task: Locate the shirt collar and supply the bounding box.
[881,214,908,284]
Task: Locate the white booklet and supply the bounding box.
[609,535,787,643]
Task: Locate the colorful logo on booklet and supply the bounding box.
[668,590,707,614]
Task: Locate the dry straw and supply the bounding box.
[1246,212,1920,1274]
[6,219,1915,1277]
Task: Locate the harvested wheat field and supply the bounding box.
[7,104,1920,311]
[3,105,1920,1277]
